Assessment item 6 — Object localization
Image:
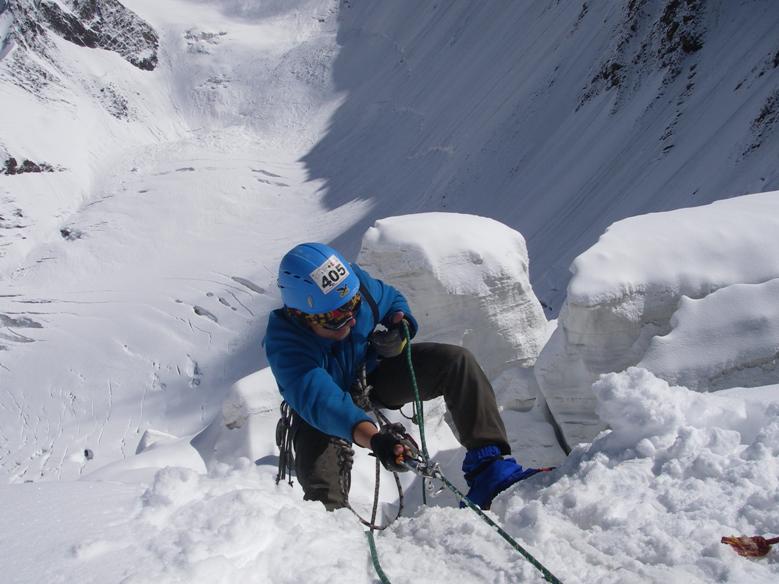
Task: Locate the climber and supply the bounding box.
[264,242,545,510]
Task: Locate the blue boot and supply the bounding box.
[462,445,547,510]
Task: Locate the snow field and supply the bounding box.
[0,0,352,482]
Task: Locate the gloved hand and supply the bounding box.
[370,311,409,358]
[370,327,407,358]
[370,424,413,472]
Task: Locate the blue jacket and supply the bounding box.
[264,264,418,442]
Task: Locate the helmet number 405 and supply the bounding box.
[311,255,349,294]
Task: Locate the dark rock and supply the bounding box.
[3,157,57,174]
[38,1,101,49]
[19,159,41,173]
[681,33,703,54]
[60,227,83,241]
[4,157,17,174]
[752,92,778,129]
[97,83,129,118]
[579,0,707,110]
[9,0,159,71]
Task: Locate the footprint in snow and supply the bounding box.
[193,305,218,323]
[0,314,43,328]
[255,178,290,187]
[251,168,282,178]
[231,276,266,294]
[206,292,237,311]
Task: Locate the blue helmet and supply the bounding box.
[277,243,360,313]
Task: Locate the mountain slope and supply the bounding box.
[304,0,779,312]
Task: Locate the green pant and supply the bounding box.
[292,343,510,510]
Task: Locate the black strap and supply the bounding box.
[359,280,380,329]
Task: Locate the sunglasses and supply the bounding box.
[294,294,362,330]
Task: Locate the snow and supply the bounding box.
[0,0,357,483]
[536,191,779,448]
[358,213,549,375]
[301,0,779,312]
[4,370,778,583]
[1,0,778,582]
[639,278,779,391]
[495,369,779,584]
[568,192,779,305]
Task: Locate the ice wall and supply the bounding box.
[536,191,779,449]
[639,278,779,391]
[356,212,549,378]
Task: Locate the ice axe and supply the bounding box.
[721,535,779,557]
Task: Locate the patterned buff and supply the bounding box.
[287,293,362,330]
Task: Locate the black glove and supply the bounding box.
[370,424,412,472]
[370,322,409,358]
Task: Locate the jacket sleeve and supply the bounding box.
[265,314,373,442]
[353,264,419,337]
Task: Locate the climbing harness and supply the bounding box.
[365,321,564,584]
[275,401,295,487]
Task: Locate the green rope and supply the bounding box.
[435,472,563,584]
[366,530,392,584]
[399,320,564,584]
[402,321,429,459]
[402,320,429,505]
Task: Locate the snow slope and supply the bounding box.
[304,0,779,312]
[0,0,356,482]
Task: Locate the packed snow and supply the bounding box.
[4,366,778,583]
[1,0,778,583]
[639,278,779,392]
[358,213,550,376]
[536,191,779,448]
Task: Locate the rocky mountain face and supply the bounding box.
[0,0,159,172]
[581,0,778,154]
[3,0,157,71]
[580,0,706,108]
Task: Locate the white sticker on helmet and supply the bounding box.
[310,255,350,295]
